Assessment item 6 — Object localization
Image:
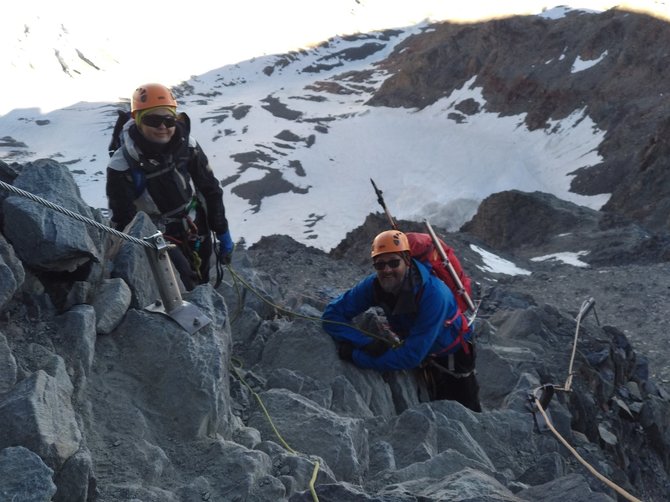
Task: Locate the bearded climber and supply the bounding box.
[322,229,481,412]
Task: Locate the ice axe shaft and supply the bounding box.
[424,219,477,313]
[370,178,398,230]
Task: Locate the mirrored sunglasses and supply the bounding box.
[373,258,402,271]
[142,114,177,128]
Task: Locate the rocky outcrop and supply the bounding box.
[461,190,670,265]
[366,8,670,234]
[0,160,669,500]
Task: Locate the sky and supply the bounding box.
[1,1,668,114]
[1,1,665,273]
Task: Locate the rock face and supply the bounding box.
[367,8,670,234]
[0,162,669,500]
[461,190,670,266]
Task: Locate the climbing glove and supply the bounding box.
[337,341,355,362]
[217,230,234,264]
[362,338,390,358]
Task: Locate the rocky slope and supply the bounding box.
[0,160,669,501]
[3,7,670,501]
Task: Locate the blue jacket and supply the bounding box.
[322,259,472,371]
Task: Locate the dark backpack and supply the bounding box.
[108,110,131,157]
[406,232,473,316]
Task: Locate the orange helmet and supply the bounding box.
[371,230,410,258]
[131,83,177,117]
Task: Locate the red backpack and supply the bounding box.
[406,232,473,315]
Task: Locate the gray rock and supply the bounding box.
[248,388,369,482]
[368,440,395,475]
[2,160,103,272]
[177,438,286,502]
[91,277,131,334]
[0,233,24,310]
[383,467,520,501]
[517,473,616,501]
[56,304,97,378]
[108,211,164,309]
[387,406,439,468]
[105,285,233,439]
[0,332,17,393]
[53,448,95,502]
[516,451,566,487]
[0,446,57,502]
[266,367,333,409]
[0,370,81,469]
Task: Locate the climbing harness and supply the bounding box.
[527,297,642,502]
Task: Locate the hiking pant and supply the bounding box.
[425,342,482,412]
[165,210,213,291]
[167,231,212,291]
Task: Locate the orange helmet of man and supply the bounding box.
[371,230,410,258]
[131,83,178,117]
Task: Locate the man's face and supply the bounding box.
[373,252,407,294]
[138,113,177,144]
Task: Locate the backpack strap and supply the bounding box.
[414,270,471,357]
[430,310,471,357]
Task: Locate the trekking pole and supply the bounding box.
[370,178,398,229]
[561,297,598,392]
[424,219,477,314]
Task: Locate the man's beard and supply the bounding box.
[378,270,406,295]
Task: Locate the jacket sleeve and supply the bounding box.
[352,277,453,371]
[106,164,137,231]
[189,142,228,235]
[321,275,377,346]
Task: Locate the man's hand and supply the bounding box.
[337,342,355,362]
[217,230,234,264]
[362,339,390,357]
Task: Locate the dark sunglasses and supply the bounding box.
[142,114,177,128]
[373,258,402,271]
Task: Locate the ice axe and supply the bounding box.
[369,178,478,318]
[424,219,477,314]
[370,178,398,230]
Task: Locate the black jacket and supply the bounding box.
[106,118,228,236]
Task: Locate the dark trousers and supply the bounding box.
[165,207,213,291]
[424,342,482,412]
[168,232,212,291]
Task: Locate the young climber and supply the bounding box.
[106,83,233,290]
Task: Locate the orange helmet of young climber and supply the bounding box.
[371,230,410,258]
[131,83,178,117]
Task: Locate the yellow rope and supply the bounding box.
[532,394,642,502]
[220,262,400,501]
[231,360,320,501]
[225,265,640,500]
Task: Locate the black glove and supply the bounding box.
[337,342,355,362]
[362,339,390,357]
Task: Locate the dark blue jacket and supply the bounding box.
[322,259,472,371]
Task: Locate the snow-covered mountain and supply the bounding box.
[3,5,670,500]
[1,6,616,252]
